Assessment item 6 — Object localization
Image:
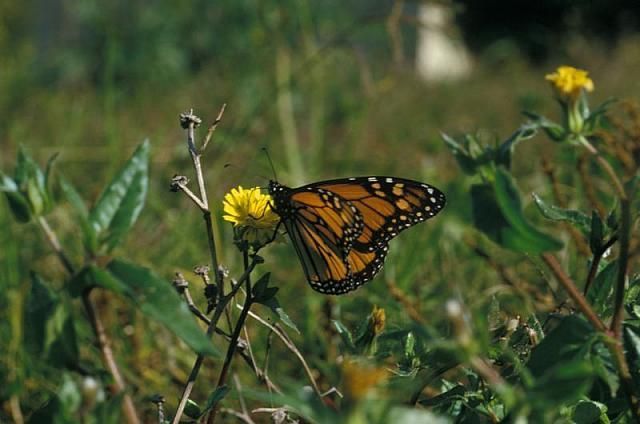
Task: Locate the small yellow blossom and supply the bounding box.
[371,306,386,335]
[222,186,280,245]
[545,66,594,99]
[342,359,388,401]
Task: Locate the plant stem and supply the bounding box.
[580,136,627,201]
[207,252,255,423]
[583,235,618,296]
[540,253,606,332]
[172,258,259,424]
[611,198,630,337]
[37,217,140,424]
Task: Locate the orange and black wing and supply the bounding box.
[271,177,445,295]
[282,187,365,294]
[315,176,446,250]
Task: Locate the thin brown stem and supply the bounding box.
[201,104,227,153]
[245,309,322,397]
[540,253,607,332]
[37,217,140,424]
[542,157,591,256]
[611,199,630,338]
[580,136,627,201]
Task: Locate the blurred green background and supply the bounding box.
[2,0,640,421]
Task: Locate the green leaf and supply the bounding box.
[260,296,299,333]
[5,190,32,222]
[584,97,617,133]
[442,132,493,178]
[252,273,278,303]
[25,272,59,355]
[184,399,201,419]
[528,359,595,407]
[572,400,609,424]
[472,172,563,253]
[493,168,563,253]
[25,273,79,369]
[59,177,98,254]
[200,385,230,417]
[586,261,617,319]
[81,260,218,356]
[495,124,537,169]
[527,315,595,377]
[15,145,51,216]
[590,211,604,254]
[523,111,566,142]
[624,324,640,391]
[46,312,80,369]
[532,193,591,236]
[333,320,356,352]
[0,171,18,192]
[89,140,149,252]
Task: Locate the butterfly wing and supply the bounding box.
[316,176,446,250]
[283,187,364,294]
[272,176,446,295]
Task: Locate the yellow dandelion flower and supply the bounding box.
[342,359,388,401]
[545,66,594,100]
[222,186,280,246]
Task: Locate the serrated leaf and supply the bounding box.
[80,260,218,356]
[532,193,591,236]
[89,140,149,252]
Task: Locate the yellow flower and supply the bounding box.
[545,66,594,100]
[222,186,280,246]
[371,306,386,335]
[342,359,388,401]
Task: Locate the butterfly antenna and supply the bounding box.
[262,147,278,181]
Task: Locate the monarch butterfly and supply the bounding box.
[268,176,446,295]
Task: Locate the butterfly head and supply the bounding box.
[268,180,291,217]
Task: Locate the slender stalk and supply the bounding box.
[579,136,627,201]
[245,309,322,397]
[583,235,618,296]
[540,253,607,332]
[207,251,255,423]
[37,217,140,424]
[611,198,630,338]
[172,258,258,424]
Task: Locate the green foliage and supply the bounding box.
[2,4,640,423]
